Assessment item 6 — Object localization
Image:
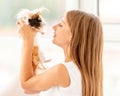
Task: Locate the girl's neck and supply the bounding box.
[63,46,72,62]
[65,57,72,62]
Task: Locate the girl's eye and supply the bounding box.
[59,23,63,27]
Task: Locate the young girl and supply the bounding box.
[17,10,103,96]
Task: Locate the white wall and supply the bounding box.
[79,0,98,15]
[65,0,79,11]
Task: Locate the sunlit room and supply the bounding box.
[0,0,120,96]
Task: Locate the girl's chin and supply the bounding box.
[52,39,55,43]
[52,36,56,42]
[52,39,58,46]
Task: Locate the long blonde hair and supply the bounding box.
[66,10,103,96]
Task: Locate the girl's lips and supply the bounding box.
[53,32,56,37]
[53,35,55,38]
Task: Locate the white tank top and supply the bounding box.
[39,61,82,96]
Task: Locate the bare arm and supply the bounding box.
[21,62,70,91]
[20,40,34,86]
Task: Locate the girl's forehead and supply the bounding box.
[62,15,68,23]
[62,15,67,20]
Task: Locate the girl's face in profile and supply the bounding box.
[52,15,72,48]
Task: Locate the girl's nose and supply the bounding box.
[52,24,58,30]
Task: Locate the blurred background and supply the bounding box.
[0,0,120,96]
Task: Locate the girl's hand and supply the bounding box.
[17,20,37,43]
